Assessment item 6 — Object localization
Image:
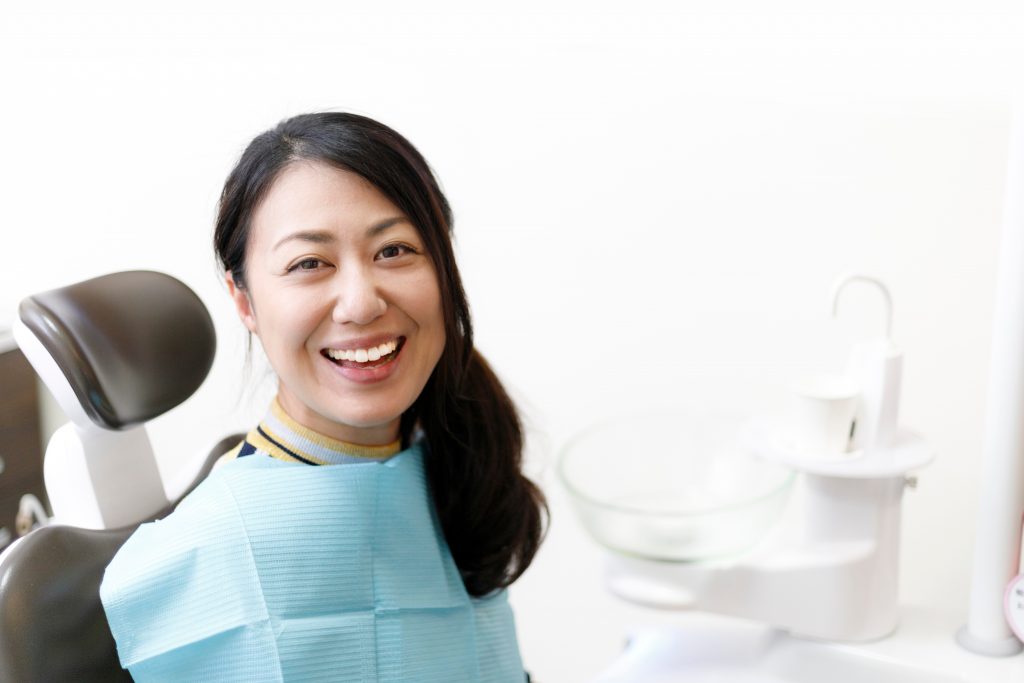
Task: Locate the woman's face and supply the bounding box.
[226,161,446,444]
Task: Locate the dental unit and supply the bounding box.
[563,258,1024,681]
[559,106,1024,682]
[591,273,932,643]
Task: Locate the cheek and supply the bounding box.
[414,281,447,348]
[391,269,446,340]
[254,290,325,355]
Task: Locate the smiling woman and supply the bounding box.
[98,112,548,682]
[226,162,446,445]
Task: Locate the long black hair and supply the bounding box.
[213,112,548,596]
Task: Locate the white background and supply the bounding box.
[2,2,1023,680]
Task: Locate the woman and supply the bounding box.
[100,112,547,682]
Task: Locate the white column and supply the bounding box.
[958,102,1024,656]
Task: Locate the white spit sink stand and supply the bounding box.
[594,618,967,683]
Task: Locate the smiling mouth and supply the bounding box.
[322,337,405,369]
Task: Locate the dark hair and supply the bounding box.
[213,112,548,596]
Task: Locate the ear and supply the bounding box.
[225,271,258,335]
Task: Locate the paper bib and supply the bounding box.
[100,444,525,682]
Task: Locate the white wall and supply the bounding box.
[2,2,1023,680]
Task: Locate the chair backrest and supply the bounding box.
[0,432,243,683]
[1,270,232,681]
[14,270,218,528]
[1,524,136,682]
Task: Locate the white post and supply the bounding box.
[957,102,1024,656]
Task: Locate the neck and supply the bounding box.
[276,391,400,445]
[240,395,401,465]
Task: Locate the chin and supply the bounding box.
[329,402,407,431]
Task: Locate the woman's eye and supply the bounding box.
[377,244,415,260]
[289,258,323,272]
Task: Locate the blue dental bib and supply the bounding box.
[100,444,525,682]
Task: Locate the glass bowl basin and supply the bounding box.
[558,413,795,562]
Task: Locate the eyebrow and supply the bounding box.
[272,216,409,251]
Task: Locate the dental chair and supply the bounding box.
[0,270,243,682]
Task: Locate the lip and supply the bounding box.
[320,336,405,385]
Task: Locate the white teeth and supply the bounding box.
[326,339,399,363]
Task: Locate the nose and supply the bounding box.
[331,265,387,325]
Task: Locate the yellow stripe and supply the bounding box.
[247,427,307,464]
[270,396,401,459]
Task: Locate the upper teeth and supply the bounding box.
[326,339,398,362]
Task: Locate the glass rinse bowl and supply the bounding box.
[559,413,796,562]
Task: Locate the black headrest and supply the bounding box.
[18,270,216,429]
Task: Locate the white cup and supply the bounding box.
[789,373,861,456]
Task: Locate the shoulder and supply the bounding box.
[102,472,239,587]
[211,439,246,471]
[99,471,262,669]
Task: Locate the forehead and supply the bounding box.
[249,161,406,249]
